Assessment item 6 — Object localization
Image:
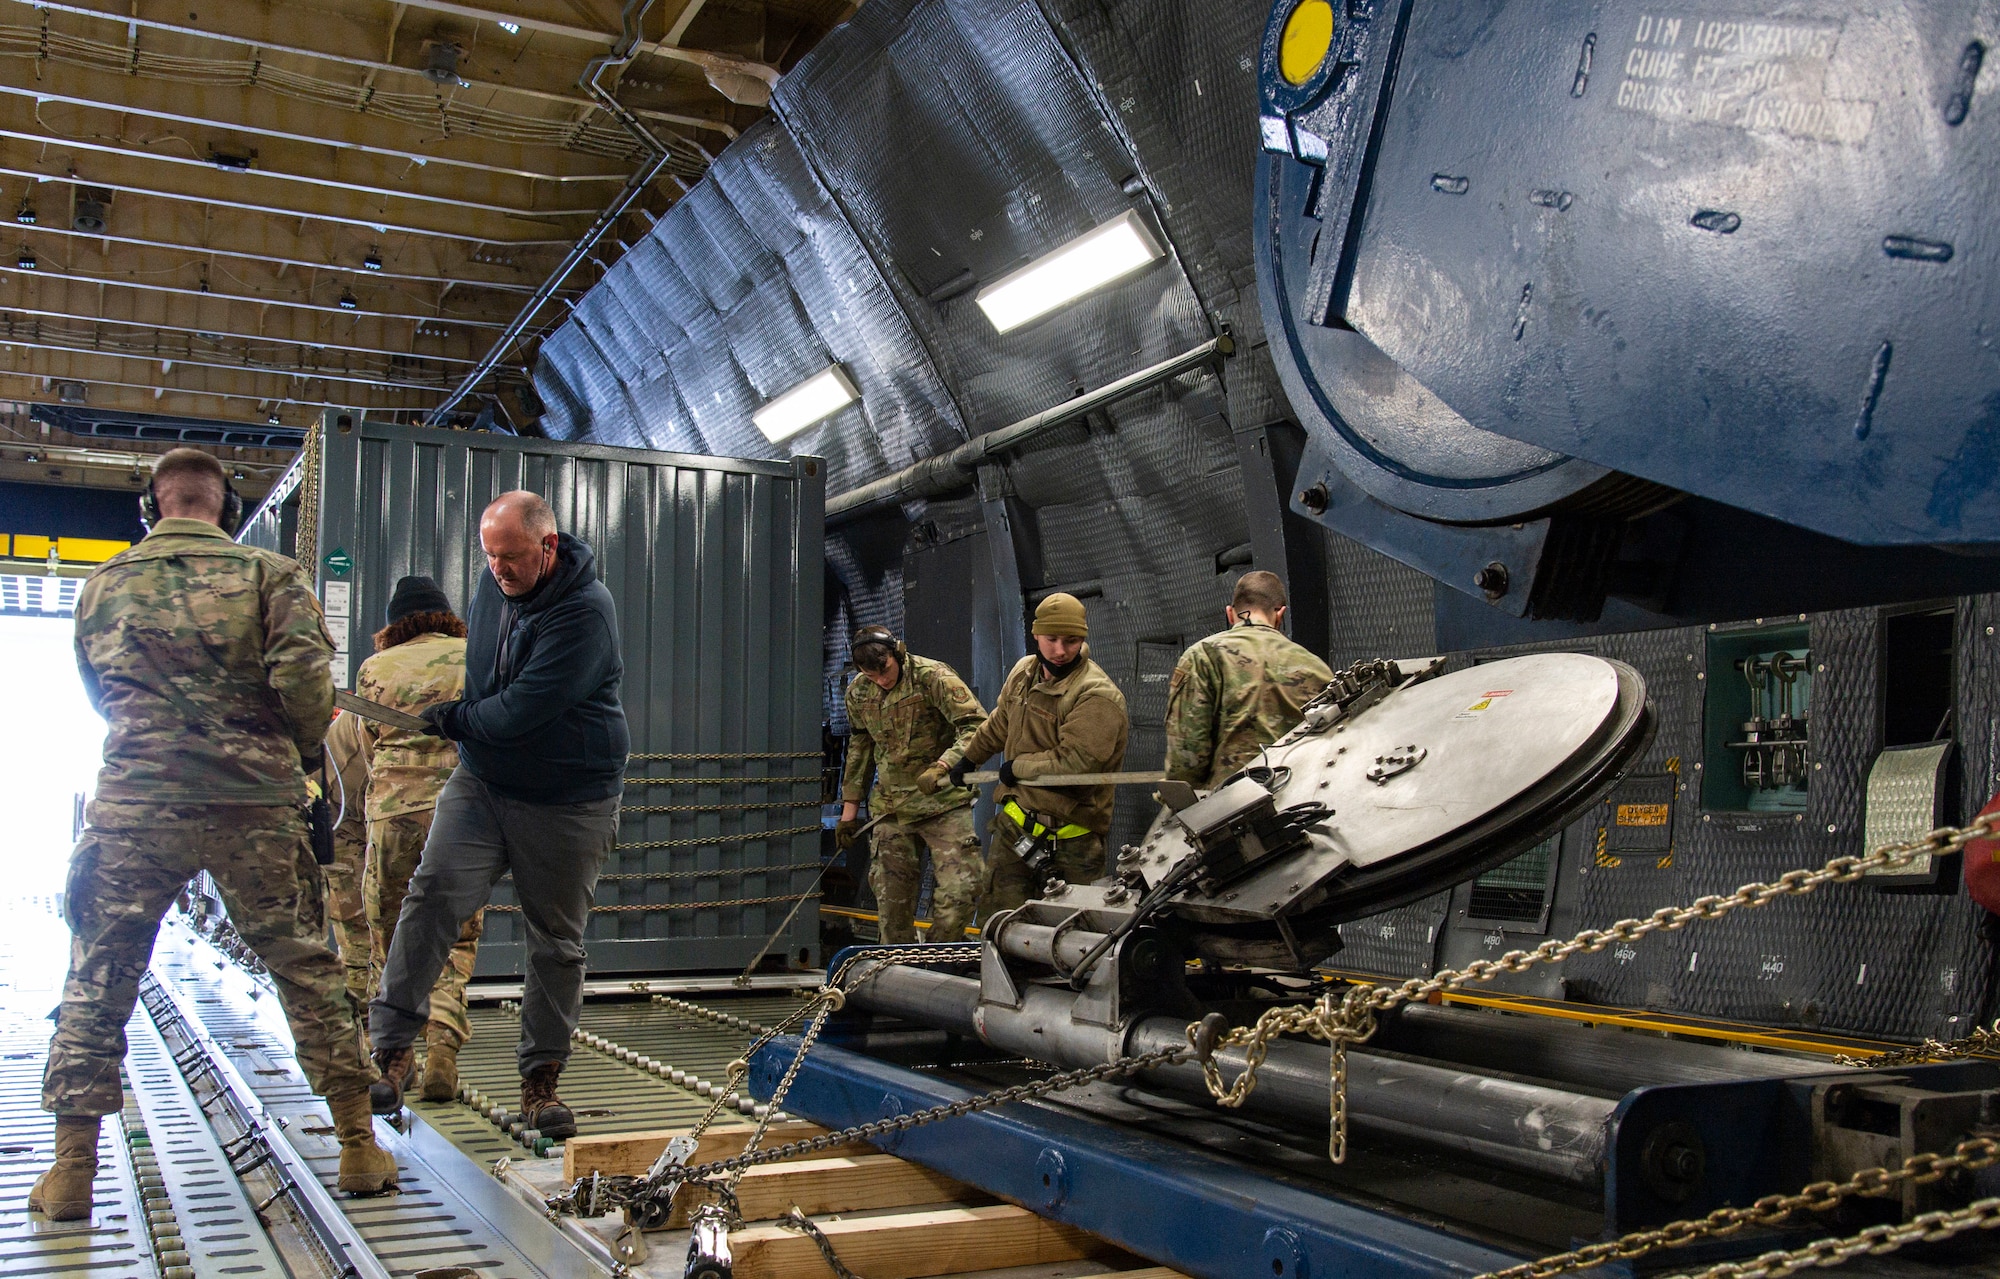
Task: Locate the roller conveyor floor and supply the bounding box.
[0,895,1166,1279]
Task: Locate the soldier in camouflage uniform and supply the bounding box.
[34,448,394,1222]
[352,576,479,1102]
[1165,571,1333,790]
[323,710,373,1009]
[839,626,988,943]
[920,593,1128,912]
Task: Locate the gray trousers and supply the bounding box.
[369,768,618,1074]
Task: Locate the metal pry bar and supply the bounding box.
[961,769,1166,786]
[333,688,436,735]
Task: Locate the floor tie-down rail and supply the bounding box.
[144,919,609,1279]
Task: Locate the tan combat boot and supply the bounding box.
[419,1026,461,1103]
[369,1045,415,1114]
[520,1062,576,1140]
[27,1114,100,1221]
[328,1089,398,1195]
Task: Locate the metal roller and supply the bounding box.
[843,961,1615,1187]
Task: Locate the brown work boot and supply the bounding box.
[520,1062,576,1140]
[328,1089,398,1195]
[419,1026,461,1103]
[369,1045,415,1115]
[27,1114,100,1221]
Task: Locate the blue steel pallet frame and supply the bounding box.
[748,1034,1527,1279]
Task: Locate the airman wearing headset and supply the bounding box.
[34,448,395,1221]
[839,626,989,944]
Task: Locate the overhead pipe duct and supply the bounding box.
[825,335,1234,526]
[428,0,692,427]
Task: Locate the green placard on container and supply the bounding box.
[323,547,353,577]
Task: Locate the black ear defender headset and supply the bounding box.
[849,624,907,667]
[140,470,245,536]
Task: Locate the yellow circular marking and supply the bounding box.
[1279,0,1335,86]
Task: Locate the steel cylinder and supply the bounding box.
[990,918,1117,974]
[842,962,1614,1187]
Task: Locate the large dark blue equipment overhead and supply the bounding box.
[1257,0,2000,622]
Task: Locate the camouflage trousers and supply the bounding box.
[981,810,1106,917]
[46,801,377,1116]
[366,810,483,1047]
[322,829,371,1009]
[868,806,981,944]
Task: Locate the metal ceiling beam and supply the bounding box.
[24,0,745,138]
[0,148,587,248]
[5,194,573,290]
[0,374,332,424]
[0,347,439,410]
[3,253,516,331]
[0,291,482,367]
[0,332,453,392]
[381,0,782,102]
[0,57,640,185]
[1,97,611,221]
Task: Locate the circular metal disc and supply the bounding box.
[1152,652,1652,935]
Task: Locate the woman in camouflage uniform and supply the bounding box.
[352,576,482,1101]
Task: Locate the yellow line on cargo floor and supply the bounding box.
[1317,967,1905,1058]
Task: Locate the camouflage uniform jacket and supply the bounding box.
[1165,620,1333,789]
[75,517,333,805]
[323,709,372,845]
[943,648,1128,834]
[842,654,987,822]
[353,631,466,819]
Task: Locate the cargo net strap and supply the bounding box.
[616,823,820,851]
[495,863,823,886]
[486,893,818,914]
[622,775,821,787]
[622,801,824,815]
[628,751,822,762]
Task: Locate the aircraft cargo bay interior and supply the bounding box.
[0,3,1998,1279]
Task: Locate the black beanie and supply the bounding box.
[385,575,452,626]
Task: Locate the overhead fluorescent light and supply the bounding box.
[498,20,520,33]
[975,209,1164,333]
[752,364,859,442]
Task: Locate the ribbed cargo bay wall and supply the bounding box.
[245,419,827,977]
[527,0,1375,859]
[524,0,2000,1047]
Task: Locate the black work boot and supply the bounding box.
[370,1046,415,1115]
[520,1062,576,1140]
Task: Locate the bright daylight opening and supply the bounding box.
[0,612,103,899]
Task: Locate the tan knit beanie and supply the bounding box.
[1032,592,1089,638]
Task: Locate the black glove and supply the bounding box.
[835,817,862,850]
[997,759,1019,787]
[421,699,464,741]
[299,750,325,777]
[947,758,972,789]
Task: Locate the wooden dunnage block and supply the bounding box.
[729,1203,1120,1279]
[561,1120,858,1182]
[669,1153,972,1227]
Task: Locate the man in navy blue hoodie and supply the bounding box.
[367,491,626,1137]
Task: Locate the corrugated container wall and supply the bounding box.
[245,417,828,977]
